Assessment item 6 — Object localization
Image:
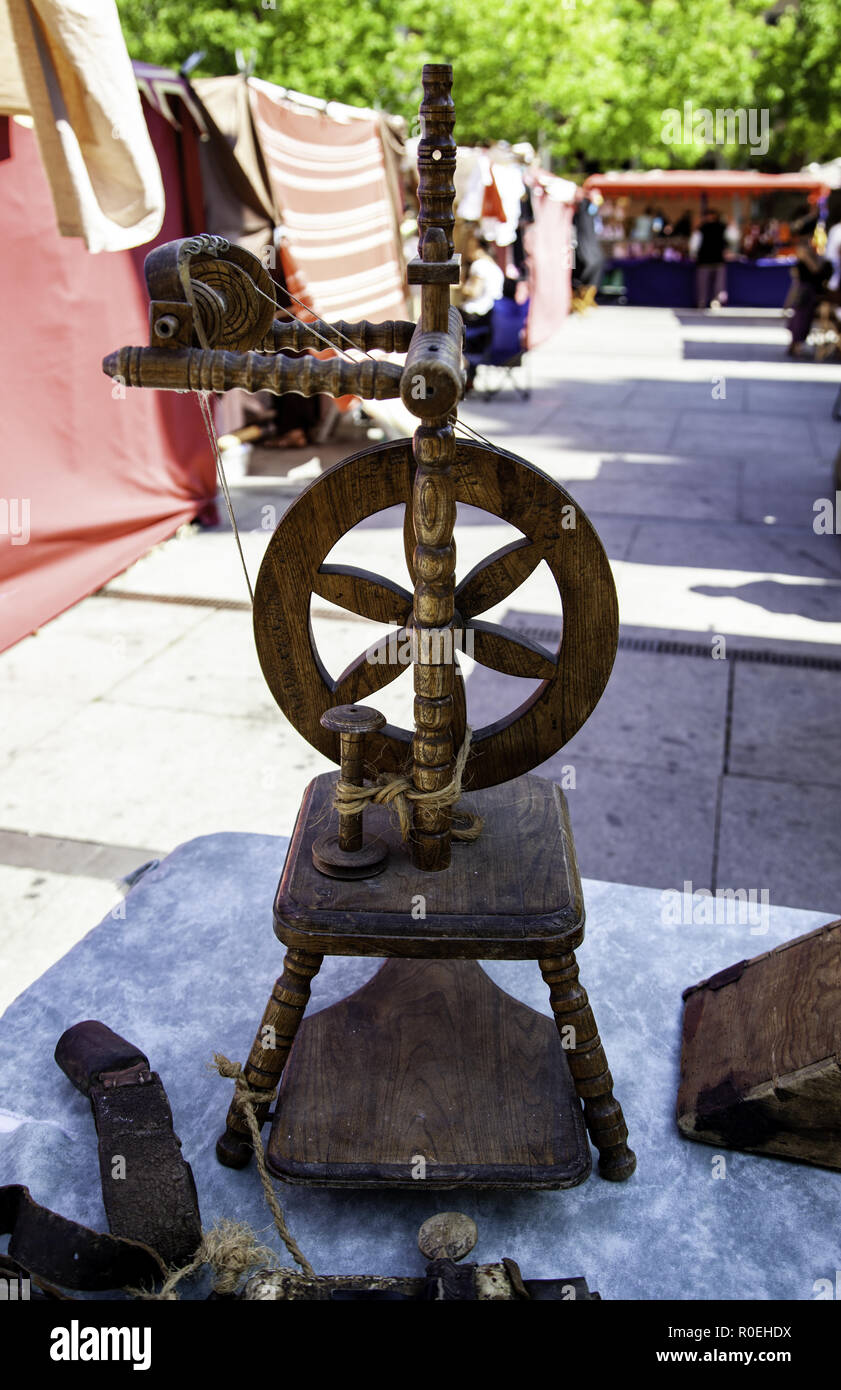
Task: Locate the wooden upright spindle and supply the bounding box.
[416,63,456,258]
[411,63,459,873]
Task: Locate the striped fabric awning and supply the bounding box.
[249,80,408,324]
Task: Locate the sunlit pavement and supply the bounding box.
[2,305,841,1004]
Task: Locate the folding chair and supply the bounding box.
[464,297,531,400]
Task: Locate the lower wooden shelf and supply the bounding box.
[267,958,592,1190]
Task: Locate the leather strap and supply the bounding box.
[0,1020,203,1295]
[54,1021,202,1270]
[0,1185,166,1294]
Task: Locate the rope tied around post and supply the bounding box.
[333,727,483,843]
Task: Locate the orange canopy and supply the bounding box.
[583,170,830,198]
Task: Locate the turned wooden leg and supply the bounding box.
[540,951,636,1182]
[216,948,323,1169]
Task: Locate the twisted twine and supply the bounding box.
[212,1055,314,1278]
[130,1219,282,1301]
[334,727,483,842]
[130,1056,314,1300]
[129,1057,314,1301]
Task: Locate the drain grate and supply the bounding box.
[619,635,841,671]
[98,590,841,672]
[99,589,252,612]
[519,625,841,672]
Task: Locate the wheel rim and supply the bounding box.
[253,438,618,791]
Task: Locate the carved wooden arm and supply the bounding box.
[102,345,404,400]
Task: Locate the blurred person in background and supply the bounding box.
[692,208,728,309]
[670,209,693,240]
[571,188,605,312]
[824,209,841,301]
[458,231,505,387]
[787,211,831,358]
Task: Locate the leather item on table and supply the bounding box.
[0,1184,166,1295]
[54,1020,202,1269]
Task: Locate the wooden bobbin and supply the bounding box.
[312,705,389,880]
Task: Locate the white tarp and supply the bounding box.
[0,0,163,251]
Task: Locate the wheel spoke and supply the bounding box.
[333,630,411,704]
[455,538,543,618]
[402,503,415,583]
[313,565,412,625]
[467,619,557,680]
[453,662,467,749]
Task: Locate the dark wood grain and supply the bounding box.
[118,72,635,1194]
[216,947,322,1168]
[468,620,557,681]
[540,954,636,1181]
[267,959,592,1190]
[415,63,457,258]
[678,919,841,1170]
[252,438,618,791]
[102,345,403,398]
[274,771,583,959]
[454,537,544,617]
[312,566,412,624]
[410,415,457,870]
[144,238,277,350]
[405,70,463,871]
[265,317,415,354]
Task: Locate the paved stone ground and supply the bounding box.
[2,305,841,1008]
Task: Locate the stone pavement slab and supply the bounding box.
[0,593,211,704]
[746,379,840,417]
[612,557,841,646]
[627,516,841,580]
[670,406,811,456]
[0,698,330,849]
[105,608,280,723]
[0,864,124,1011]
[557,475,742,523]
[728,664,841,789]
[717,775,841,915]
[537,753,719,892]
[561,647,729,774]
[623,380,748,413]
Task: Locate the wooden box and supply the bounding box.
[677,919,841,1169]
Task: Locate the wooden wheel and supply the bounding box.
[143,239,277,351]
[253,438,618,791]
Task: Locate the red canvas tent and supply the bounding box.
[0,83,212,654]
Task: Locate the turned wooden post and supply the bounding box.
[216,947,322,1168]
[408,63,460,873]
[540,951,637,1181]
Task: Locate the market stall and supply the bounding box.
[447,142,576,346]
[583,169,830,308]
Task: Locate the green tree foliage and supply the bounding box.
[116,0,841,170]
[759,0,841,167]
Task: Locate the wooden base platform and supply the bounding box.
[267,958,592,1190]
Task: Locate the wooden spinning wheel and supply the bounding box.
[105,62,635,1197]
[143,237,277,351]
[254,438,618,791]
